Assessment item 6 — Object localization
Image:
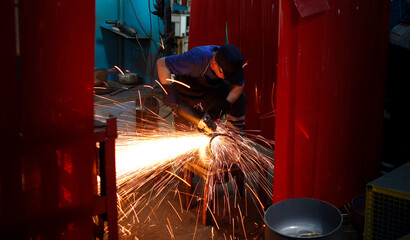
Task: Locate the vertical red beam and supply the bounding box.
[273,0,299,200]
[0,0,96,238]
[0,0,22,235]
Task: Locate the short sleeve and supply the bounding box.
[165,48,206,77]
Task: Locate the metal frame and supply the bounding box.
[93,117,119,240]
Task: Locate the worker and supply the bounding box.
[156,44,247,131]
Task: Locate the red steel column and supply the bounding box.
[0,0,22,236]
[1,0,96,238]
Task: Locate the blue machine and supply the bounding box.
[95,0,165,84]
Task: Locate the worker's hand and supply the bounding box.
[208,100,232,120]
[161,84,177,107]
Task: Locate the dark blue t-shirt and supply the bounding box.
[165,45,244,86]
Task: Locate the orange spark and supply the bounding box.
[137,90,142,109]
[167,200,182,222]
[160,37,165,50]
[245,182,265,212]
[166,217,175,240]
[114,65,125,75]
[166,78,191,88]
[155,80,168,94]
[143,85,154,89]
[207,204,220,230]
[165,170,191,187]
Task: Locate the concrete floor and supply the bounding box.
[115,179,360,240]
[118,177,268,240]
[94,80,362,240]
[112,177,360,240]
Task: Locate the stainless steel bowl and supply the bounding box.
[118,73,140,85]
[265,198,343,239]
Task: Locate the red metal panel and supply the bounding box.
[247,0,279,139]
[0,0,96,238]
[274,0,390,206]
[294,0,330,18]
[189,0,225,47]
[0,0,22,235]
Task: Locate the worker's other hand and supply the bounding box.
[208,100,232,120]
[162,84,177,107]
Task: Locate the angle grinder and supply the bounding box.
[173,104,217,133]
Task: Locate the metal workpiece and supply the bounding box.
[93,117,118,240]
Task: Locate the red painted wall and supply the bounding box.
[189,0,390,207]
[1,0,95,238]
[0,0,21,235]
[274,0,390,206]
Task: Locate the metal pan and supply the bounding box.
[265,198,342,239]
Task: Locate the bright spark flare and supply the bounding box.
[160,37,165,50]
[116,134,210,175]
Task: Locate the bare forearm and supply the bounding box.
[226,85,244,104]
[156,57,171,85]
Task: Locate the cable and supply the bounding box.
[129,0,165,90]
[135,35,148,63]
[128,0,170,89]
[148,0,153,37]
[129,0,151,38]
[129,0,159,49]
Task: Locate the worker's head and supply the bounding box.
[213,44,244,84]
